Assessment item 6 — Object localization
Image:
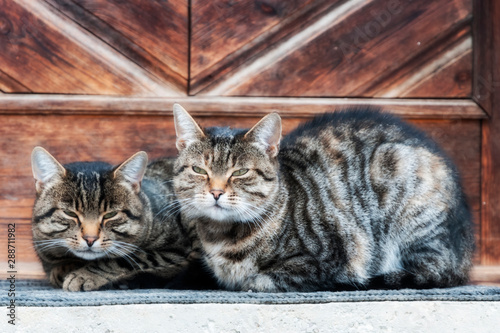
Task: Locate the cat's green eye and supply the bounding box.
[232,169,249,177]
[103,212,118,219]
[192,166,208,175]
[63,210,78,218]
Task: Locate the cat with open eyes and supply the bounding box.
[172,103,474,292]
[31,147,214,291]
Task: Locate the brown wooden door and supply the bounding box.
[191,0,472,98]
[0,0,498,280]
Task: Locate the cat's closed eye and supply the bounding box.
[193,166,207,174]
[63,210,78,218]
[232,169,248,176]
[103,212,118,219]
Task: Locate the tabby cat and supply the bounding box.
[172,103,474,292]
[31,147,210,291]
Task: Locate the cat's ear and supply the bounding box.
[173,103,205,151]
[113,151,148,193]
[244,113,282,158]
[31,147,67,193]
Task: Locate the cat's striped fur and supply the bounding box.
[31,148,211,291]
[172,104,474,292]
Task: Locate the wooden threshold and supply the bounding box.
[470,265,500,286]
[0,95,488,119]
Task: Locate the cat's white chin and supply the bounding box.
[186,204,244,223]
[70,249,107,260]
[204,205,240,222]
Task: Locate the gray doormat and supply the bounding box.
[3,280,500,307]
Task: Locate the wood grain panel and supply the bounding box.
[475,0,500,265]
[0,0,181,96]
[190,0,336,91]
[191,0,316,76]
[195,0,472,98]
[364,24,472,97]
[0,70,31,93]
[45,0,188,92]
[399,49,472,98]
[0,95,486,119]
[75,0,187,80]
[0,114,482,273]
[472,0,495,115]
[470,266,500,286]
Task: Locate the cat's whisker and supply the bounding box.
[165,197,197,215]
[32,239,68,252]
[33,239,65,243]
[153,202,179,219]
[178,200,201,219]
[153,197,194,219]
[160,201,189,220]
[112,240,144,253]
[108,247,144,272]
[232,204,271,237]
[229,200,279,239]
[103,248,112,260]
[111,241,140,256]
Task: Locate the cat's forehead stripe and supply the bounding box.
[76,172,88,208]
[206,137,238,174]
[75,171,102,211]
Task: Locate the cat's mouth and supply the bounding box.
[213,203,227,210]
[71,248,106,260]
[185,199,245,222]
[191,202,235,221]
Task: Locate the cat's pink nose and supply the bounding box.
[210,189,225,200]
[83,236,98,247]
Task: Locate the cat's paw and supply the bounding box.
[49,264,80,288]
[242,274,278,292]
[62,269,110,292]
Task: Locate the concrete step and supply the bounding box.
[6,301,500,333]
[2,280,500,333]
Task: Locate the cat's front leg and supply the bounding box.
[241,274,279,292]
[62,250,189,291]
[48,263,82,288]
[62,266,112,292]
[240,256,324,292]
[62,258,135,291]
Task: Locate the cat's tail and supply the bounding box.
[449,190,475,285]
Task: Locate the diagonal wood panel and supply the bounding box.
[0,0,187,96]
[190,0,329,83]
[360,23,472,97]
[74,0,187,80]
[0,69,31,93]
[191,0,472,98]
[401,49,471,98]
[190,0,346,95]
[48,0,188,92]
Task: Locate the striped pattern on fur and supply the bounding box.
[172,105,474,292]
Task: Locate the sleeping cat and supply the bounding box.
[172,103,474,292]
[31,147,213,291]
